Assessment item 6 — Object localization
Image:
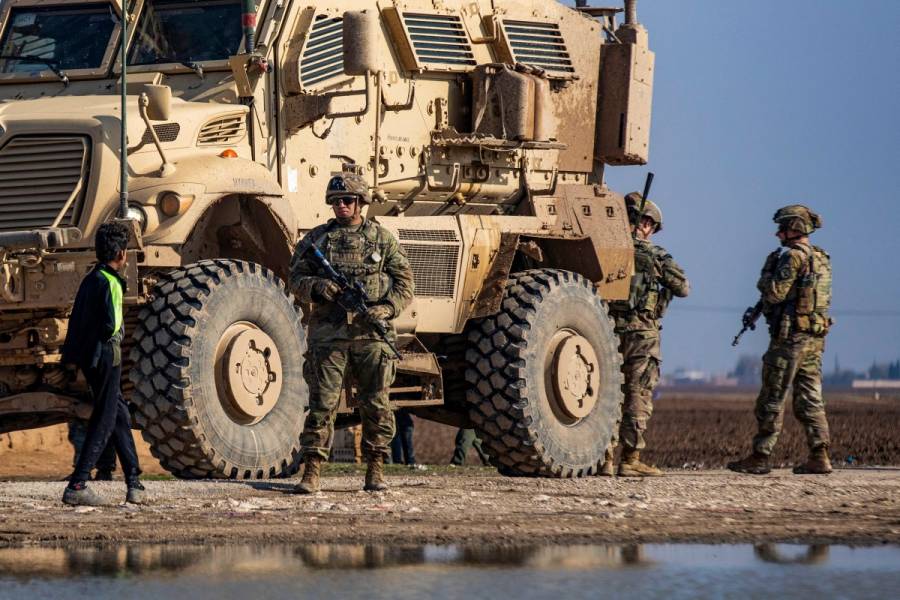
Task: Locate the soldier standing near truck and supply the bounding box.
[728,205,833,475]
[600,193,690,477]
[60,222,144,506]
[290,174,415,493]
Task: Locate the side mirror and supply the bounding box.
[142,84,172,121]
[343,10,380,75]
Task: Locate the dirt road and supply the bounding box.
[2,468,898,548]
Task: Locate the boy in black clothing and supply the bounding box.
[61,222,144,506]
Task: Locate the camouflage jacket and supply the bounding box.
[609,239,690,333]
[758,241,831,337]
[289,219,415,344]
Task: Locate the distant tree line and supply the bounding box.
[730,356,900,387]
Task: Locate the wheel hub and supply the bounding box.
[551,333,599,420]
[218,325,283,423]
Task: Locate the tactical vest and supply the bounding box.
[609,242,665,318]
[320,222,390,318]
[793,245,832,335]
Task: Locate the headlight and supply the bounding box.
[124,204,148,232]
[159,192,193,217]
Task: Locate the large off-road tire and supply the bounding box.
[130,260,306,479]
[464,269,623,477]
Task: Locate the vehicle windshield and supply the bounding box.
[128,0,243,66]
[0,4,117,73]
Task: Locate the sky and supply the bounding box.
[581,0,900,374]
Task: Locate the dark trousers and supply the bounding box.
[68,419,117,473]
[71,345,141,484]
[390,409,416,465]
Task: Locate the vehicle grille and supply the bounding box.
[141,123,181,144]
[197,115,245,145]
[402,12,476,69]
[0,136,89,232]
[502,20,575,75]
[398,229,459,243]
[401,242,459,298]
[301,14,345,88]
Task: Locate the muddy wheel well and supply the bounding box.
[180,196,294,280]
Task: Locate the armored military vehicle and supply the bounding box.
[0,0,655,478]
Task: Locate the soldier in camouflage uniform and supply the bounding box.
[601,193,690,477]
[289,174,415,493]
[728,205,833,475]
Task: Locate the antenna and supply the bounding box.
[118,0,129,218]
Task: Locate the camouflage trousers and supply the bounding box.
[752,333,830,456]
[300,340,397,460]
[611,330,661,451]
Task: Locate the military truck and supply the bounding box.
[0,0,655,478]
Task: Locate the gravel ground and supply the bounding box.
[1,468,898,548]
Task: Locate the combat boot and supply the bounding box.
[618,449,663,477]
[293,455,323,494]
[727,452,771,475]
[793,446,833,475]
[599,447,616,477]
[364,455,388,492]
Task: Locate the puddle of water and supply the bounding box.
[0,544,897,599]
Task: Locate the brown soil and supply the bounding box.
[1,391,896,479]
[1,391,898,547]
[1,468,898,547]
[412,391,900,469]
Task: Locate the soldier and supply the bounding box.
[728,205,833,475]
[450,428,490,467]
[290,174,415,493]
[600,193,690,477]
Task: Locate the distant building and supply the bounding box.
[852,380,900,390]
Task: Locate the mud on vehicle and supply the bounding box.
[0,0,654,478]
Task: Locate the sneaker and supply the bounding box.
[126,481,147,504]
[63,483,106,506]
[408,463,427,471]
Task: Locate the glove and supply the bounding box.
[365,304,394,322]
[741,306,758,330]
[312,279,340,302]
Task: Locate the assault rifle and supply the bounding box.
[631,171,655,233]
[305,243,403,359]
[732,300,764,347]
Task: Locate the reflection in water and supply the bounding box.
[0,543,843,579]
[753,543,829,565]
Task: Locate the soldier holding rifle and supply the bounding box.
[728,205,833,475]
[601,177,691,477]
[289,174,414,493]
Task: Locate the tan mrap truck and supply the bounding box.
[0,0,655,478]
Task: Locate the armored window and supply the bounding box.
[499,20,574,76]
[299,14,345,88]
[128,0,244,66]
[0,4,117,73]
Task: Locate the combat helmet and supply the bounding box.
[773,204,822,235]
[326,173,371,204]
[624,192,662,232]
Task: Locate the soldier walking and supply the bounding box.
[601,193,690,477]
[290,174,414,493]
[728,205,833,475]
